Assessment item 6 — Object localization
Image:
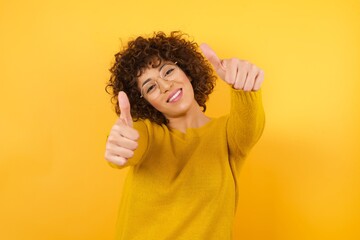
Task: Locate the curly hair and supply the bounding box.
[106,31,217,125]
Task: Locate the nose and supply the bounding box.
[156,77,173,93]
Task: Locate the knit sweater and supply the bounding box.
[110,89,265,240]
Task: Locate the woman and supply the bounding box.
[105,31,265,240]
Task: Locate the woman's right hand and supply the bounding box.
[105,91,139,166]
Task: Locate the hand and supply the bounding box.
[200,43,264,91]
[105,91,139,166]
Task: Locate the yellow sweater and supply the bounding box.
[111,89,265,240]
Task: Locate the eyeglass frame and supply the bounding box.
[139,61,178,98]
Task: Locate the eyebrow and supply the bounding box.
[141,78,152,87]
[141,62,169,87]
[159,62,168,72]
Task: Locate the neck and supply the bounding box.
[166,104,211,133]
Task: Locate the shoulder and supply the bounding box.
[133,118,170,138]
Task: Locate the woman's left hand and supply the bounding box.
[200,43,264,91]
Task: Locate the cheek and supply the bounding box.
[146,98,164,112]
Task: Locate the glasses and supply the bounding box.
[140,62,178,98]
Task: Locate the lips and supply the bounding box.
[167,88,182,103]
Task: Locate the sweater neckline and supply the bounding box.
[168,117,215,140]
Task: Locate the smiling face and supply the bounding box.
[137,60,200,120]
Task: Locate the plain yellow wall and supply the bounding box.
[1,0,359,239]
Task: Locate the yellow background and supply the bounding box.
[1,0,359,239]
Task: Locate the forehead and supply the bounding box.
[136,61,158,88]
[137,58,174,84]
[138,67,159,81]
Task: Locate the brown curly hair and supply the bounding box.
[106,31,216,125]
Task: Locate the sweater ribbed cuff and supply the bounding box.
[230,88,262,106]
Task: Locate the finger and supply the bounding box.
[224,59,237,85]
[199,43,226,79]
[118,91,133,127]
[253,69,265,91]
[112,123,139,141]
[243,65,259,91]
[106,145,135,159]
[105,154,127,166]
[107,132,138,150]
[234,61,249,90]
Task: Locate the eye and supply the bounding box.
[145,83,157,94]
[164,68,175,76]
[162,66,176,78]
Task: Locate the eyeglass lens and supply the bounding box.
[142,64,177,96]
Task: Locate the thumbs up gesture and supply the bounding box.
[105,91,139,166]
[200,43,264,91]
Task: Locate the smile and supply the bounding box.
[167,89,182,103]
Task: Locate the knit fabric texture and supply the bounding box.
[110,89,265,240]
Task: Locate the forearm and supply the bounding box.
[226,89,265,157]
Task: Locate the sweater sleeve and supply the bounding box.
[108,120,150,169]
[226,88,265,159]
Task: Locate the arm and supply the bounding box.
[200,43,265,157]
[227,89,265,157]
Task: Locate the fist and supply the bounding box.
[200,43,264,91]
[105,91,139,166]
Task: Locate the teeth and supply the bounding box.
[169,90,181,102]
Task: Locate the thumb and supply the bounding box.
[200,43,226,79]
[118,91,133,127]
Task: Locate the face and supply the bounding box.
[137,61,198,120]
